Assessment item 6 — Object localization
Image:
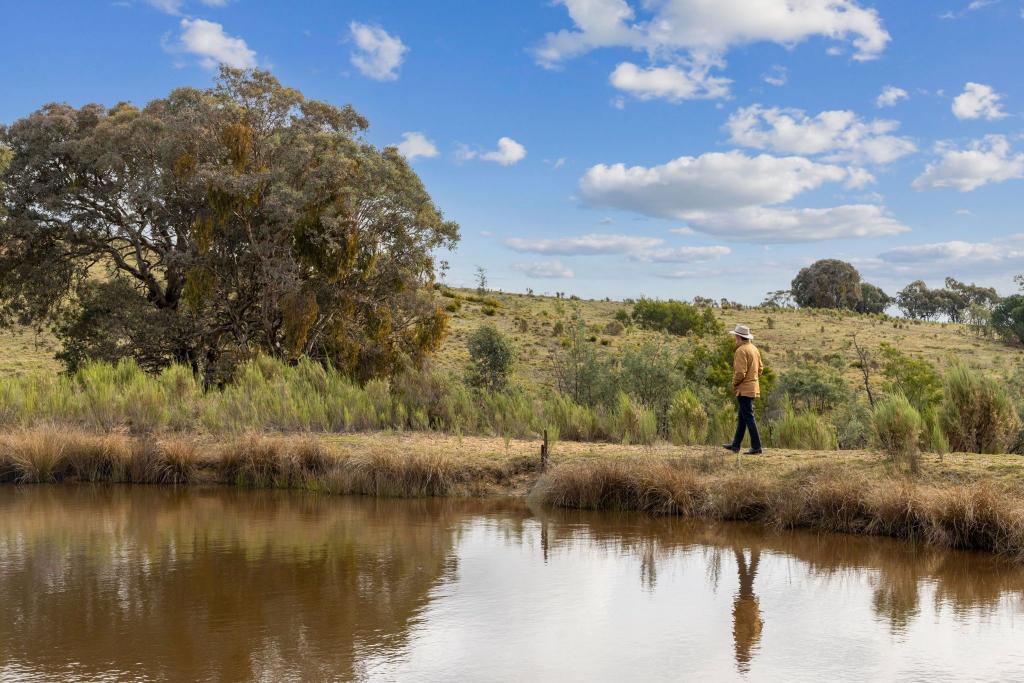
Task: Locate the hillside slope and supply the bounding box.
[1,288,1019,387]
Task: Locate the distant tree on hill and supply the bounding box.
[0,68,458,382]
[791,260,862,309]
[896,281,940,320]
[992,295,1024,344]
[855,283,892,314]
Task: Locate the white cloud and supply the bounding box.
[533,0,889,99]
[762,65,788,87]
[460,137,527,166]
[609,61,730,101]
[878,240,1022,269]
[876,85,908,108]
[578,149,907,242]
[504,233,663,256]
[725,105,916,164]
[641,245,732,262]
[147,0,229,14]
[511,260,575,279]
[535,0,890,66]
[176,18,256,69]
[349,22,407,81]
[580,151,853,215]
[395,132,438,160]
[913,135,1024,192]
[677,205,909,242]
[952,82,1007,120]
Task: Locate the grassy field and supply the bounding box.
[2,287,1019,386]
[438,288,1021,389]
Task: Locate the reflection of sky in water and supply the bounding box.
[2,489,1024,682]
[368,519,1024,682]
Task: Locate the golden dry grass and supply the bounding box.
[4,427,1024,559]
[4,287,1020,389]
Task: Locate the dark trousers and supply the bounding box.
[731,396,762,451]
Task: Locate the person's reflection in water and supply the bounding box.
[732,546,763,674]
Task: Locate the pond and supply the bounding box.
[1,487,1023,681]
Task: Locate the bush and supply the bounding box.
[603,320,625,336]
[832,401,872,450]
[610,392,657,445]
[667,388,708,445]
[465,324,515,392]
[631,298,722,337]
[940,364,1020,454]
[774,363,848,412]
[872,393,922,471]
[772,398,838,450]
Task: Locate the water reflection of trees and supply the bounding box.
[534,507,1024,671]
[3,489,1024,680]
[0,488,526,682]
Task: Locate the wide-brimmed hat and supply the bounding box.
[728,324,753,340]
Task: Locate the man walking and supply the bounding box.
[723,325,764,455]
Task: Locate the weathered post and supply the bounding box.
[540,429,549,472]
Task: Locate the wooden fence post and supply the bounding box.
[540,429,549,472]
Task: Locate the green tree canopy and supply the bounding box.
[790,259,862,310]
[466,324,515,392]
[0,68,458,382]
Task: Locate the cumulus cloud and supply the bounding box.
[641,245,732,262]
[533,0,889,100]
[175,18,256,69]
[459,137,527,166]
[762,65,788,87]
[578,149,908,242]
[349,22,407,81]
[504,233,663,256]
[535,0,890,65]
[913,135,1024,192]
[395,132,438,160]
[952,82,1007,120]
[609,61,730,101]
[725,105,916,165]
[678,205,908,242]
[580,151,853,215]
[876,85,908,108]
[511,260,575,279]
[879,240,1011,265]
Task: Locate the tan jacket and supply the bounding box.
[733,342,763,397]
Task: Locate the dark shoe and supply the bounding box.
[744,449,763,455]
[722,444,740,453]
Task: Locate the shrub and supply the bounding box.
[465,324,515,392]
[774,363,848,412]
[940,364,1020,453]
[603,320,625,336]
[773,398,838,450]
[631,298,722,337]
[872,393,922,471]
[667,388,708,445]
[611,392,657,445]
[877,344,942,413]
[832,401,872,450]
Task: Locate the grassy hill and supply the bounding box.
[435,288,1022,391]
[1,287,1020,389]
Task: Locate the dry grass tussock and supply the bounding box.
[535,456,1024,560]
[4,426,1024,559]
[0,427,538,497]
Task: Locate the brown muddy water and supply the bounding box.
[2,488,1024,682]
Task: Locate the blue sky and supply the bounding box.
[2,0,1023,303]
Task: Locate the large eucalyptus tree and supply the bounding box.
[0,68,458,382]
